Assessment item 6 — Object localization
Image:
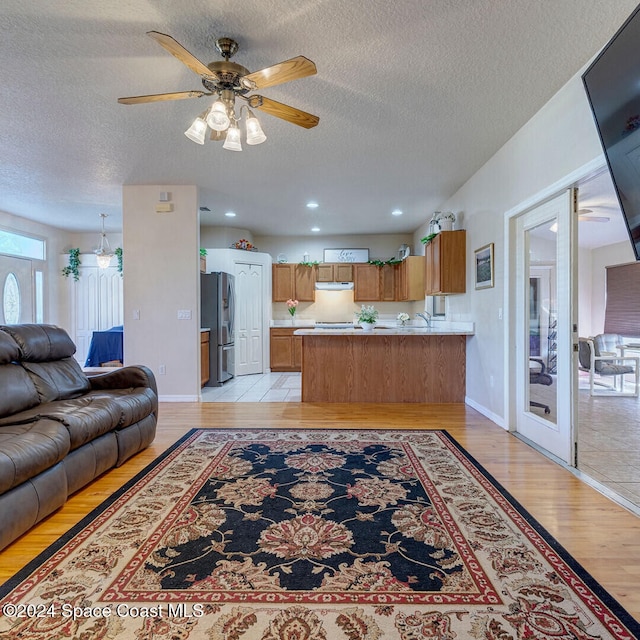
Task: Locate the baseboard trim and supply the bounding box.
[159,395,199,402]
[465,396,505,429]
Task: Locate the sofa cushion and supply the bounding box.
[0,364,40,418]
[0,324,76,362]
[36,396,123,450]
[87,387,158,428]
[22,357,91,402]
[0,331,20,364]
[0,419,71,493]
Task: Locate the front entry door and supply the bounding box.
[513,189,577,464]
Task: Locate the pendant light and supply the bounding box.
[95,213,114,269]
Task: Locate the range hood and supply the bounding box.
[315,281,354,291]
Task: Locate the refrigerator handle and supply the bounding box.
[228,277,235,337]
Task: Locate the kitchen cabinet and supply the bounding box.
[272,264,294,301]
[272,264,316,302]
[200,330,210,386]
[316,263,354,282]
[380,264,397,301]
[294,264,316,301]
[270,328,302,371]
[424,230,466,295]
[353,258,424,302]
[353,264,381,301]
[396,256,425,301]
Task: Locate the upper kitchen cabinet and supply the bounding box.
[316,263,354,282]
[294,264,316,301]
[396,256,425,301]
[353,264,381,301]
[272,263,316,302]
[424,230,466,295]
[354,258,425,302]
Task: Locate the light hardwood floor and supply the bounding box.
[1,402,640,620]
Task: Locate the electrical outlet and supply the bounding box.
[159,365,166,375]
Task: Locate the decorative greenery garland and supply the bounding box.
[61,248,81,281]
[115,247,123,275]
[299,260,320,267]
[367,258,402,267]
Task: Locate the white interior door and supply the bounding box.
[513,189,577,464]
[70,264,123,365]
[234,263,263,375]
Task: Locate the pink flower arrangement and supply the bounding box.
[286,299,299,317]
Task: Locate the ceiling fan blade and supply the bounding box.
[118,90,207,105]
[147,31,214,78]
[241,56,317,90]
[578,215,610,222]
[253,96,319,129]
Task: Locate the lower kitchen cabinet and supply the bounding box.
[200,330,210,386]
[270,328,302,372]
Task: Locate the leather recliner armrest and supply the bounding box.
[88,365,157,395]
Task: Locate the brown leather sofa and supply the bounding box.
[0,324,157,551]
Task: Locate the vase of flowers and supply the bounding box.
[356,305,378,331]
[435,211,456,232]
[286,299,298,324]
[397,312,410,326]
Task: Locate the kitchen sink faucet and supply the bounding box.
[416,312,432,327]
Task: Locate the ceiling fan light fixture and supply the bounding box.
[207,100,231,131]
[223,124,242,151]
[184,115,208,144]
[245,109,266,145]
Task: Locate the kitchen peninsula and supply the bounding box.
[294,325,473,403]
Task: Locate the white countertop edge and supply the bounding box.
[294,328,474,336]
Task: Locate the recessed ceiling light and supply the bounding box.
[225,211,236,217]
[392,209,403,216]
[306,201,319,209]
[311,226,320,232]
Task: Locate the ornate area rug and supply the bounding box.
[1,429,639,639]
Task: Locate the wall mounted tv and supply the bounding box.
[583,3,640,261]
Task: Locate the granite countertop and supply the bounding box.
[294,326,474,336]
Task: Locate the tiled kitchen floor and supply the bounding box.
[201,372,301,402]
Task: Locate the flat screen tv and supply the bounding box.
[583,3,640,261]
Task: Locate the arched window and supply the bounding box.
[3,272,21,324]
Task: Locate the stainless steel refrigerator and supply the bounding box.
[201,272,235,386]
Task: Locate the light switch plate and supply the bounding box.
[177,310,191,320]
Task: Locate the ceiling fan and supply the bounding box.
[577,208,610,223]
[118,31,319,149]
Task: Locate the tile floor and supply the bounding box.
[201,372,301,403]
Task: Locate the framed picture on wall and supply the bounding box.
[474,243,494,289]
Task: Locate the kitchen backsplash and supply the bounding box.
[273,291,422,323]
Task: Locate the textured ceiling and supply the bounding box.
[0,0,638,238]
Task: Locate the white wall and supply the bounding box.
[0,210,71,328]
[413,71,611,425]
[123,185,200,401]
[200,226,254,248]
[254,233,415,264]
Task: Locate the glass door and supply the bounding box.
[513,189,577,464]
